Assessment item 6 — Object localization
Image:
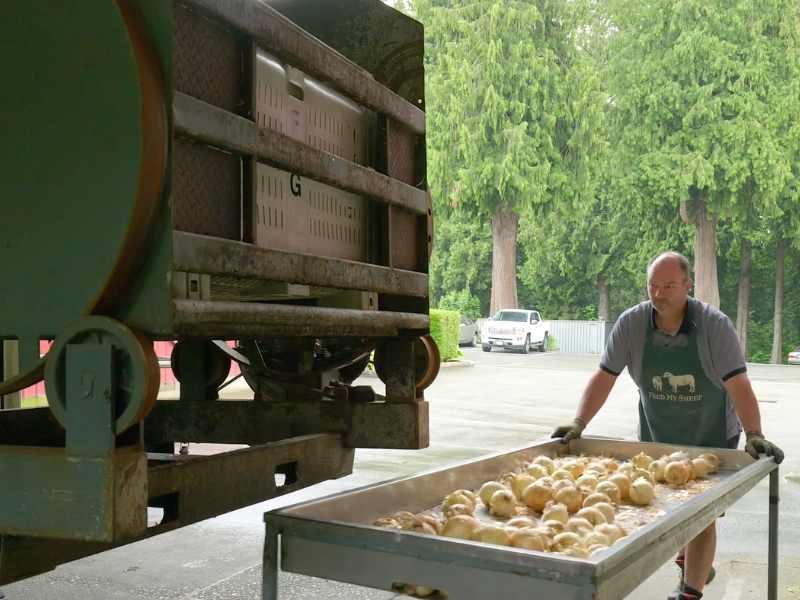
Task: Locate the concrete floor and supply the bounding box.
[4,349,800,599]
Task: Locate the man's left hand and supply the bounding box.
[745,432,784,464]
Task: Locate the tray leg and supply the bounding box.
[768,467,779,600]
[262,526,280,600]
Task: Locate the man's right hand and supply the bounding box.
[551,417,586,444]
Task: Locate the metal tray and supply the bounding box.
[262,437,779,600]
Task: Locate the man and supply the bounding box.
[552,251,784,600]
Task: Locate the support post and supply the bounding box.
[1,342,21,409]
[262,525,280,600]
[768,466,779,600]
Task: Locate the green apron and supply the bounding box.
[638,304,728,448]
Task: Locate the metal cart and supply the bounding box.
[262,437,779,599]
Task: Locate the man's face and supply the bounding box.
[647,259,691,316]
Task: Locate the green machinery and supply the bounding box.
[0,0,433,583]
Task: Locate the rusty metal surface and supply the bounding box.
[0,433,355,585]
[148,433,354,528]
[144,398,429,450]
[172,232,429,298]
[171,136,241,240]
[173,92,428,215]
[182,0,424,134]
[172,299,428,338]
[174,2,244,113]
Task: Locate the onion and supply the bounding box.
[414,515,444,534]
[392,511,416,529]
[509,527,549,551]
[595,523,625,544]
[521,481,553,512]
[576,507,607,526]
[561,460,584,479]
[575,474,599,493]
[478,481,508,506]
[691,457,713,479]
[552,479,575,493]
[542,502,570,524]
[596,480,622,504]
[566,517,594,535]
[650,459,668,483]
[512,473,537,499]
[552,531,582,552]
[542,519,566,534]
[442,515,479,539]
[665,461,691,486]
[471,524,511,546]
[553,486,582,513]
[532,455,557,474]
[608,474,631,500]
[551,469,575,482]
[584,531,610,548]
[442,492,475,514]
[506,516,536,529]
[591,502,615,523]
[489,488,517,518]
[443,503,472,518]
[699,453,721,473]
[632,452,654,470]
[373,517,401,529]
[526,463,549,480]
[582,492,613,508]
[629,479,655,505]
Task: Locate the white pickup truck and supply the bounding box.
[481,309,549,354]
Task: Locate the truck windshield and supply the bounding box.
[494,311,527,322]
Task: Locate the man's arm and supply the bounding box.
[722,372,761,433]
[723,372,784,463]
[552,369,618,442]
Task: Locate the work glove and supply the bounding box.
[745,432,784,464]
[551,417,586,444]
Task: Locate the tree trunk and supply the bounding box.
[691,194,720,307]
[734,239,751,356]
[770,238,785,364]
[597,272,610,321]
[489,206,519,315]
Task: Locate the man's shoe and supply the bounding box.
[675,555,715,585]
[0,586,5,599]
[667,583,703,600]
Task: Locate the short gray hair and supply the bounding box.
[647,251,691,281]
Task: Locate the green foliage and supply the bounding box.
[429,309,461,361]
[438,287,482,320]
[429,213,492,314]
[546,334,558,351]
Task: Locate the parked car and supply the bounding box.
[458,315,478,346]
[788,347,800,365]
[481,309,549,354]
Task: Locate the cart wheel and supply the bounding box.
[170,339,232,390]
[374,335,440,392]
[44,316,159,434]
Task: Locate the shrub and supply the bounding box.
[430,308,461,361]
[438,287,482,320]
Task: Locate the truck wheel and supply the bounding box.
[521,335,530,354]
[539,333,548,352]
[481,344,492,352]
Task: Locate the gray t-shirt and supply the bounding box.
[600,298,744,439]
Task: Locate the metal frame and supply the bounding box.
[179,0,425,134]
[172,299,429,338]
[173,92,428,215]
[172,231,429,297]
[262,437,779,600]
